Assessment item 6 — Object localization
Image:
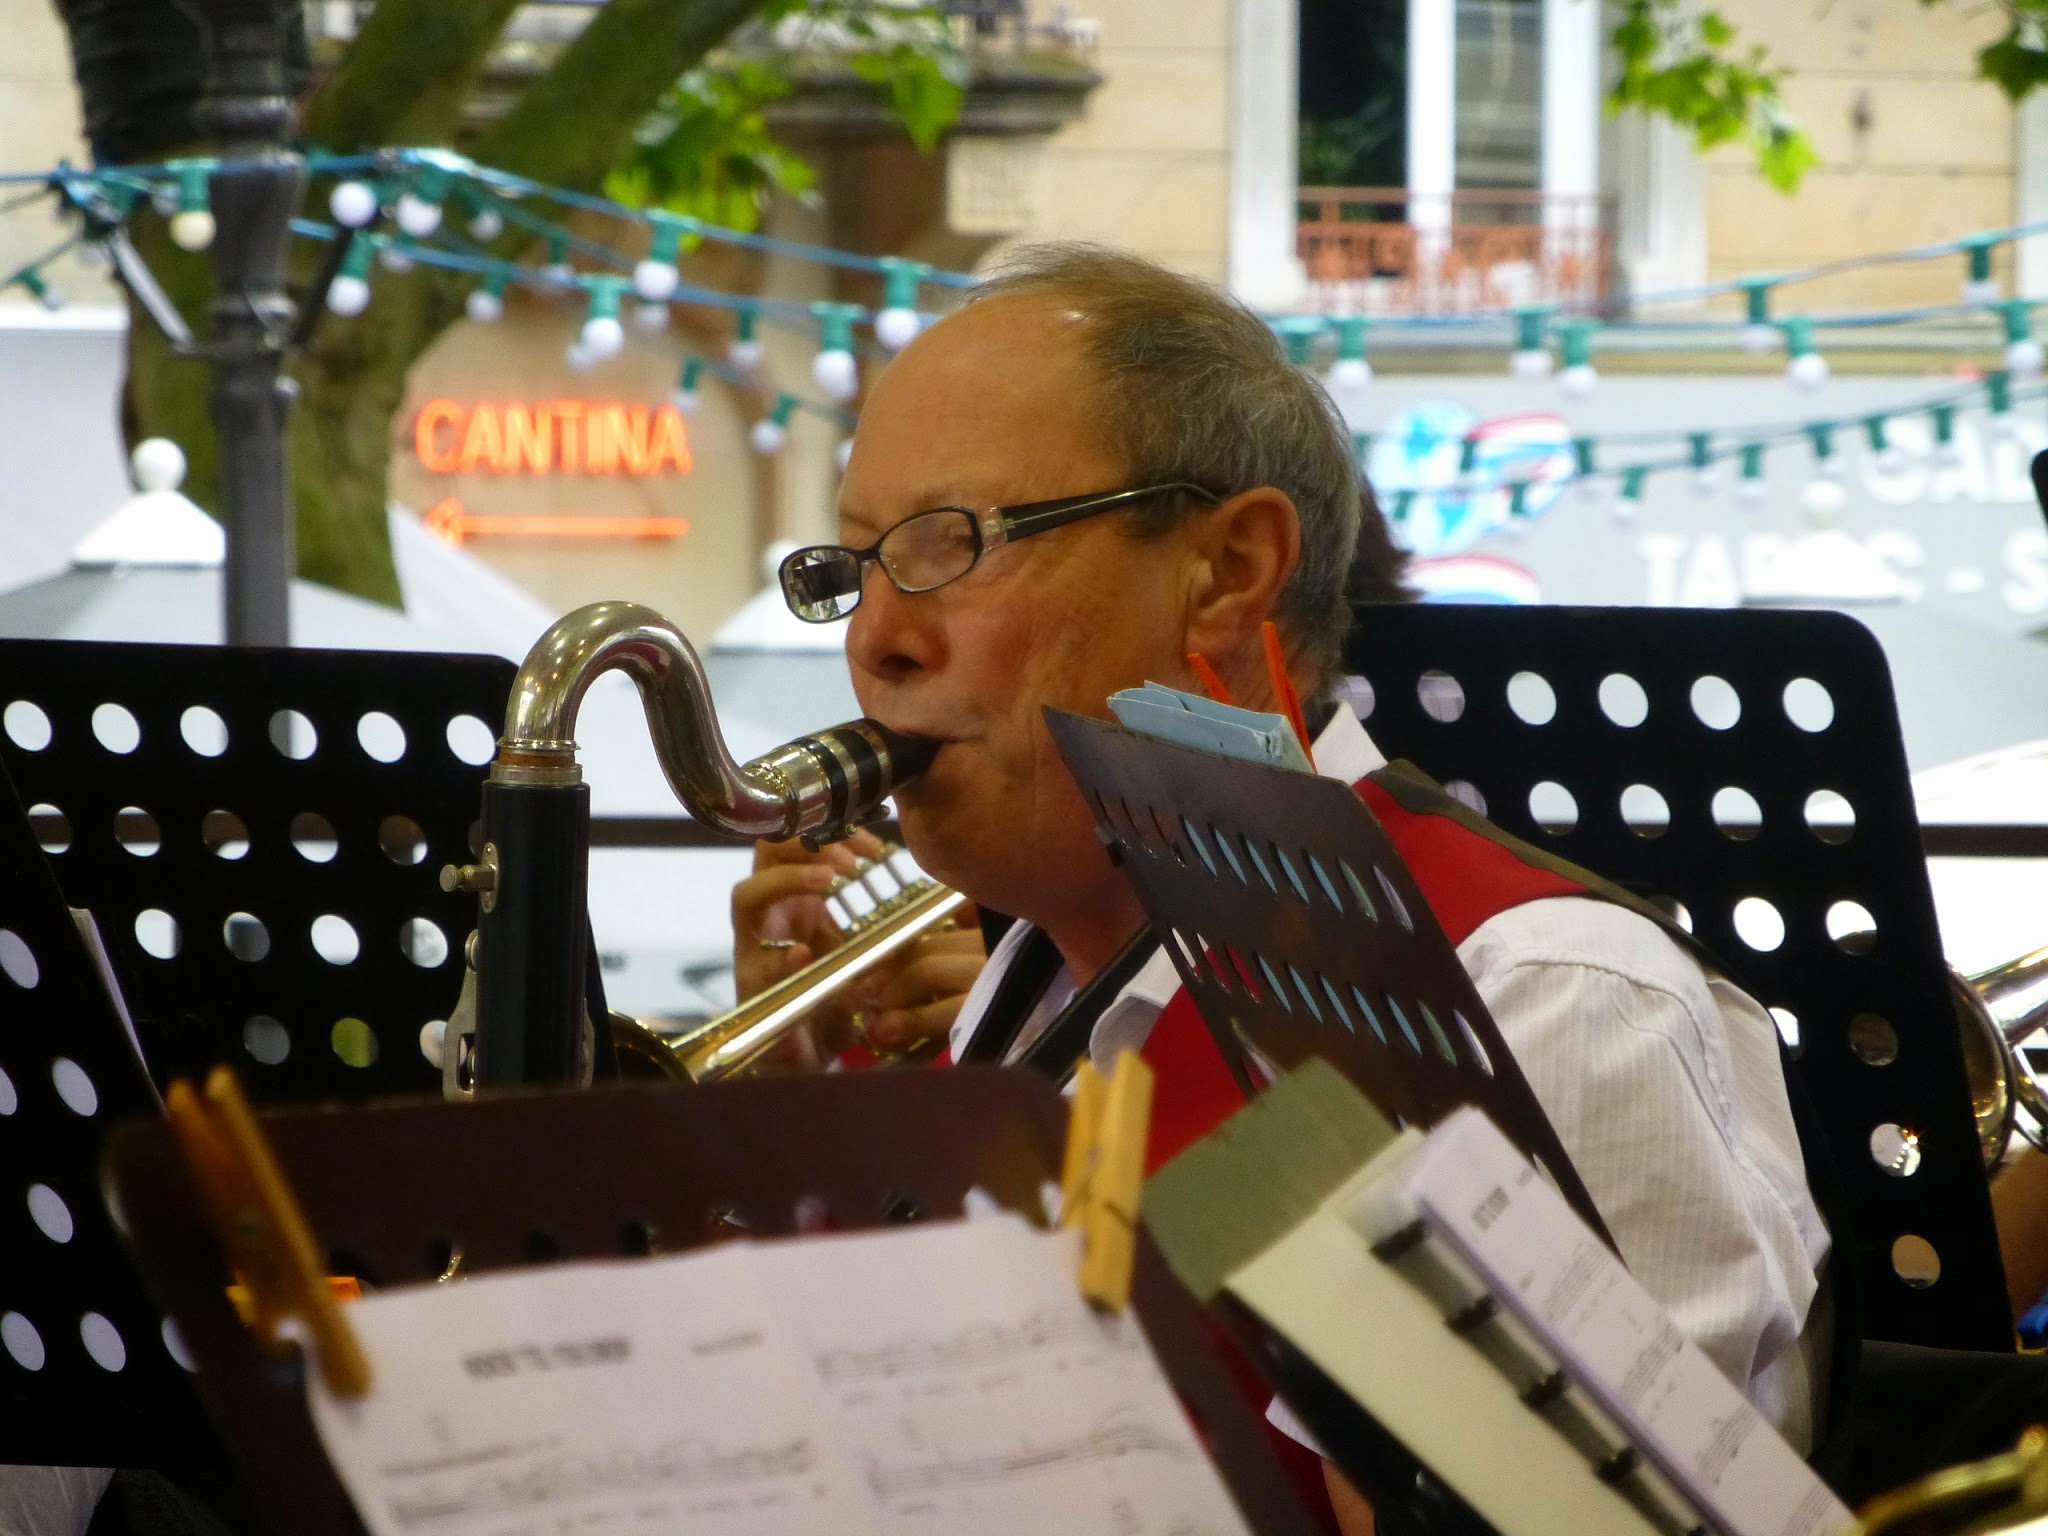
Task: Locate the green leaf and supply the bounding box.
[1980,28,2048,102]
[1699,11,1734,46]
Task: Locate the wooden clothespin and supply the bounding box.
[165,1066,372,1397]
[1059,1049,1155,1313]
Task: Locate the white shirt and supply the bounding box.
[950,708,1832,1452]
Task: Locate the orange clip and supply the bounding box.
[1261,621,1314,770]
[165,1067,372,1397]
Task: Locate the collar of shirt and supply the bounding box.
[947,703,1386,1067]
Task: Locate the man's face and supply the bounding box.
[837,295,1199,926]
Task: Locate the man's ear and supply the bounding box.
[1182,487,1302,665]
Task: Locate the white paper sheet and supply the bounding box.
[307,1214,1250,1536]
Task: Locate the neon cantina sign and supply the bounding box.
[414,399,694,477]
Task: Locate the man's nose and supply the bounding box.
[846,564,941,685]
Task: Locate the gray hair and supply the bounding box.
[966,242,1377,685]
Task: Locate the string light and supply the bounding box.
[875,258,926,351]
[811,302,864,402]
[1782,317,1828,392]
[2000,301,2044,380]
[1736,443,1768,506]
[1687,432,1716,495]
[327,236,374,316]
[730,307,764,368]
[465,270,507,323]
[165,159,214,251]
[751,392,799,454]
[1557,320,1597,400]
[466,202,503,241]
[1616,464,1649,521]
[572,275,627,366]
[1571,438,1605,506]
[635,211,689,302]
[1962,233,2001,306]
[1931,402,1964,468]
[538,232,574,287]
[379,242,415,273]
[1802,423,1846,520]
[1988,370,2018,439]
[394,158,455,238]
[633,299,670,332]
[1735,277,1778,354]
[1509,307,1552,380]
[17,268,61,311]
[329,178,379,229]
[1865,414,1906,475]
[671,355,705,414]
[1273,315,1322,368]
[1326,316,1372,392]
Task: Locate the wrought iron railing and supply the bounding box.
[1298,186,1615,315]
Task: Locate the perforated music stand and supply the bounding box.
[0,759,222,1471]
[102,1071,1326,1536]
[1339,603,2004,1352]
[1043,709,1607,1243]
[0,638,514,1101]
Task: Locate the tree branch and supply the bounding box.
[300,0,525,152]
[475,0,769,190]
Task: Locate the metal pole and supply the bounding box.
[176,0,303,647]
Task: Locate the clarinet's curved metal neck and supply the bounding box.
[492,599,934,845]
[493,600,792,837]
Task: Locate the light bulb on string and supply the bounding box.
[672,356,704,415]
[394,159,453,238]
[329,178,379,229]
[1801,424,1847,522]
[1509,307,1553,380]
[811,302,864,402]
[1572,439,1606,505]
[1614,465,1649,523]
[1273,315,1324,371]
[1931,403,1964,469]
[1865,414,1907,475]
[1782,317,1828,392]
[575,276,628,364]
[875,258,927,351]
[730,307,765,368]
[379,243,415,273]
[1325,316,1373,393]
[1688,432,1718,495]
[165,159,215,252]
[1505,480,1533,533]
[1962,233,2002,306]
[538,233,575,288]
[1738,278,1780,354]
[17,269,62,312]
[633,300,670,333]
[467,203,503,241]
[1557,320,1597,399]
[565,340,596,373]
[751,393,799,455]
[326,235,375,317]
[2000,301,2044,380]
[635,212,689,302]
[1988,371,2020,440]
[1736,443,1768,506]
[465,271,508,324]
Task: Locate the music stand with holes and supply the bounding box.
[0,638,517,1104]
[1043,708,1607,1243]
[1339,602,2006,1351]
[0,759,225,1475]
[101,1072,1329,1536]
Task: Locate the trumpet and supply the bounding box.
[439,600,937,1095]
[1957,944,2048,1168]
[613,846,969,1082]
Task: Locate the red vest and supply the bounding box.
[1135,773,1594,1174]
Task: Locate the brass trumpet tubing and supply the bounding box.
[683,887,970,1080]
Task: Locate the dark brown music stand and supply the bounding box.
[102,1070,1327,1536]
[1045,708,1605,1240]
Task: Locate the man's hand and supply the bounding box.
[730,833,985,1061]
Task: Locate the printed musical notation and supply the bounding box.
[306,1217,1253,1536]
[814,1306,1112,1384]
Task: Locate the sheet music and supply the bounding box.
[307,1214,1250,1536]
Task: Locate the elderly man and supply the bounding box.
[733,243,1829,1530]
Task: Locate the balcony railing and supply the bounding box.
[1298,187,1615,316]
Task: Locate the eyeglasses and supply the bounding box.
[779,482,1216,623]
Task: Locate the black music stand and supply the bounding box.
[1340,602,2004,1352]
[0,760,222,1473]
[101,1071,1326,1536]
[0,638,515,1103]
[1044,709,1605,1241]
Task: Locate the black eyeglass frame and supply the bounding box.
[779,481,1219,623]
